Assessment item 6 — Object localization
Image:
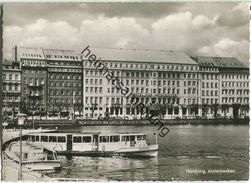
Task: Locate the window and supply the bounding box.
[110,135,120,142]
[49,136,57,142]
[100,136,109,143]
[73,136,82,143]
[83,136,91,143]
[41,136,48,142]
[36,136,39,142]
[58,136,66,142]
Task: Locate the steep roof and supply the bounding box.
[16,47,45,60]
[43,49,81,61]
[16,47,80,61]
[83,48,198,65]
[2,59,14,65]
[191,56,248,69]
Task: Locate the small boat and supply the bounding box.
[25,132,159,157]
[5,141,61,172]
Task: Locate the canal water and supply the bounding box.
[48,124,249,181]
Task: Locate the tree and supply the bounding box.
[241,104,249,118]
[221,104,229,118]
[211,103,220,119]
[91,103,98,118]
[56,103,63,119]
[191,104,199,118]
[201,104,209,118]
[232,103,241,119]
[76,103,83,118]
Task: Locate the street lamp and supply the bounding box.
[16,113,26,180]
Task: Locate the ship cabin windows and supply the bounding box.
[73,136,92,143]
[121,135,135,142]
[99,135,120,143]
[58,136,66,142]
[41,136,48,142]
[28,135,67,143]
[137,135,146,140]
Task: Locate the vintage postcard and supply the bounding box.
[0,1,250,181]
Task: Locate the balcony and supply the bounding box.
[28,93,42,98]
[28,83,44,88]
[133,93,178,98]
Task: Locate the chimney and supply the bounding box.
[14,45,17,62]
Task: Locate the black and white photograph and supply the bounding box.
[0,1,250,181]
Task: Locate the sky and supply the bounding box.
[3,2,250,64]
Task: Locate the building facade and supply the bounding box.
[82,48,201,119]
[15,47,83,118]
[2,59,21,117]
[44,49,83,118]
[192,56,249,118]
[10,46,249,119]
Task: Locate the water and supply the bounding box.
[48,124,249,181]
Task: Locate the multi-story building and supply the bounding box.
[2,59,21,117]
[16,47,47,116]
[192,56,249,118]
[12,46,249,119]
[15,47,83,118]
[44,49,83,117]
[82,48,201,119]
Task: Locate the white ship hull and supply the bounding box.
[115,145,158,157]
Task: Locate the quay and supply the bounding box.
[19,118,250,128]
[2,128,57,181]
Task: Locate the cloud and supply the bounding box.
[3,16,149,58]
[216,2,249,27]
[197,38,249,62]
[3,2,249,64]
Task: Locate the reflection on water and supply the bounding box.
[57,156,159,181]
[48,124,249,181]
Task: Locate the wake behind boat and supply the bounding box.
[25,132,159,157]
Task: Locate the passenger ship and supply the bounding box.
[26,132,158,157]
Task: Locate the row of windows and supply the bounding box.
[84,97,199,106]
[73,136,92,143]
[201,67,218,72]
[202,98,218,105]
[29,135,66,143]
[3,96,20,101]
[49,81,81,87]
[3,65,20,70]
[222,82,249,88]
[49,89,81,96]
[86,78,102,85]
[49,74,81,80]
[222,97,249,104]
[46,55,79,60]
[221,74,249,80]
[24,78,45,85]
[23,69,46,74]
[85,87,103,93]
[202,90,218,96]
[85,61,199,71]
[202,74,218,80]
[48,61,81,66]
[23,88,44,95]
[48,98,82,104]
[22,60,45,66]
[222,89,249,95]
[23,98,45,105]
[49,68,82,73]
[202,82,218,88]
[2,74,20,81]
[2,83,19,91]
